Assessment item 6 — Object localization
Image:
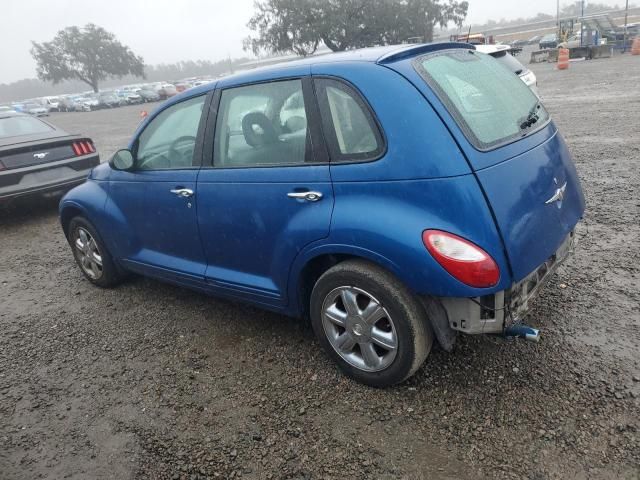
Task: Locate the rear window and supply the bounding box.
[491,51,526,75]
[414,49,549,150]
[0,115,53,138]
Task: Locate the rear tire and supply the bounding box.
[68,216,124,288]
[310,260,432,387]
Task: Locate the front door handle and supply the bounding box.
[170,188,194,198]
[287,191,323,202]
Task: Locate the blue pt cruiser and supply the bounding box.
[60,43,585,387]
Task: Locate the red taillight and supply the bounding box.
[422,230,500,288]
[72,140,95,156]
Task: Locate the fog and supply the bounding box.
[0,0,629,83]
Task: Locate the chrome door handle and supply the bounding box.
[170,188,194,198]
[287,191,323,202]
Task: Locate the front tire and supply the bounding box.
[68,216,124,288]
[310,260,433,387]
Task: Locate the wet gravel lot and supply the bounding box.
[1,53,639,480]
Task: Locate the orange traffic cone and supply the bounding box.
[557,48,569,70]
[140,110,148,119]
[632,37,640,55]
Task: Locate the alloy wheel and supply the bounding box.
[74,227,103,280]
[321,286,398,372]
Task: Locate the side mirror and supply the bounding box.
[109,149,135,171]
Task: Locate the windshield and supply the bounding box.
[415,49,549,150]
[0,115,53,138]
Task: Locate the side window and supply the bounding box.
[135,95,206,170]
[314,78,383,162]
[214,79,311,168]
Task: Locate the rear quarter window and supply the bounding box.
[314,78,385,162]
[414,49,549,151]
[0,115,53,138]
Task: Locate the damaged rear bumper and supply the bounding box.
[439,230,576,335]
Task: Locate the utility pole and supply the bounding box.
[557,0,561,38]
[580,0,585,46]
[624,0,629,52]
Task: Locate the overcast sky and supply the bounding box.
[0,0,628,83]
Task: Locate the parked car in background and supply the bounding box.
[157,83,177,99]
[98,93,123,109]
[137,89,161,102]
[528,35,542,45]
[60,43,584,387]
[116,91,143,105]
[174,82,192,93]
[124,91,143,104]
[39,97,61,112]
[539,34,558,49]
[510,39,528,48]
[0,111,99,202]
[79,95,100,110]
[192,79,213,88]
[58,97,75,112]
[559,34,583,49]
[475,44,538,94]
[23,102,49,117]
[0,105,16,113]
[74,100,92,112]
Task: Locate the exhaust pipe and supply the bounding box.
[504,325,540,342]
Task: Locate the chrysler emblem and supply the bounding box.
[545,180,567,205]
[33,152,49,159]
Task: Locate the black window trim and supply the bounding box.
[203,76,329,170]
[311,75,387,165]
[130,91,213,172]
[412,49,551,153]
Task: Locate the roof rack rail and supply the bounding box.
[377,42,474,64]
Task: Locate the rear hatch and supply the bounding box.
[386,46,585,281]
[472,126,585,280]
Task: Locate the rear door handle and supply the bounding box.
[170,188,194,198]
[287,191,323,202]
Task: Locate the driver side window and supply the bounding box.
[136,95,206,170]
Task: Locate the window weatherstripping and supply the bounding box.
[313,78,385,163]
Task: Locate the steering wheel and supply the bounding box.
[242,112,278,148]
[168,135,197,166]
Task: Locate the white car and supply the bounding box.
[39,96,61,112]
[559,34,582,49]
[475,44,538,95]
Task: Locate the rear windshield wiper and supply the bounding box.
[519,101,541,130]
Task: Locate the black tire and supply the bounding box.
[310,260,433,387]
[67,216,124,288]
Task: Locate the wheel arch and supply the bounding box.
[288,244,404,320]
[59,202,89,239]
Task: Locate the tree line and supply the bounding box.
[244,0,469,56]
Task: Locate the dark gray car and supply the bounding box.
[0,112,99,202]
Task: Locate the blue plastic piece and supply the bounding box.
[504,325,541,342]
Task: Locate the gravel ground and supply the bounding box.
[1,53,639,480]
